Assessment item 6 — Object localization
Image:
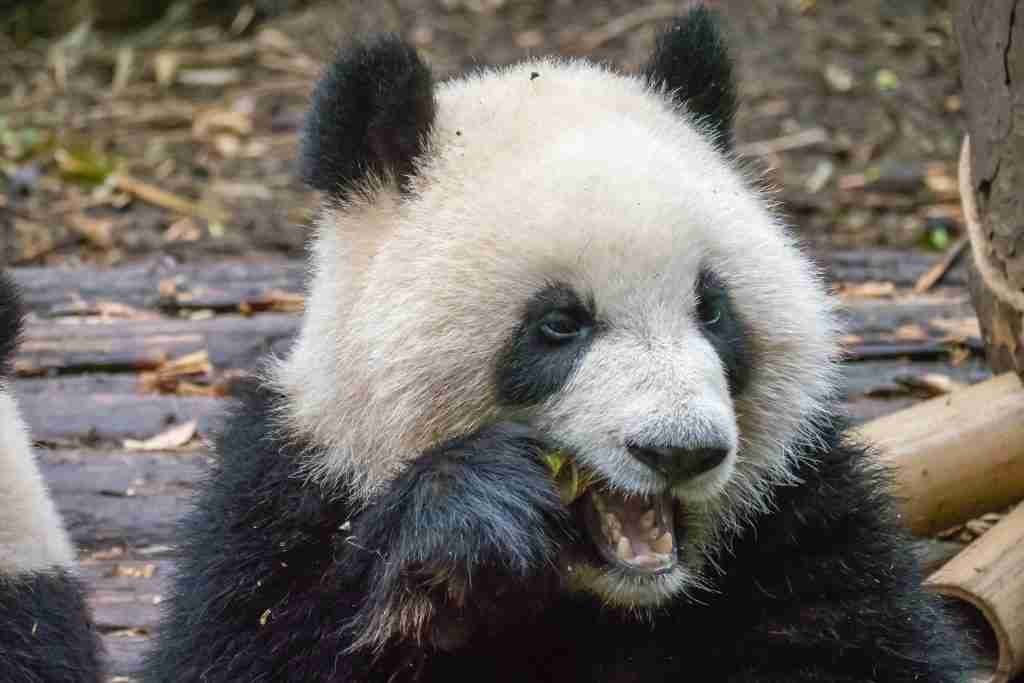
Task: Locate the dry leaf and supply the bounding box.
[213,134,241,157]
[165,217,201,243]
[924,162,957,196]
[159,350,213,377]
[139,350,214,394]
[66,213,116,248]
[124,420,198,451]
[94,301,158,320]
[153,51,180,87]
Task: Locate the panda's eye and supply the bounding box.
[697,272,726,328]
[700,296,723,327]
[538,310,587,343]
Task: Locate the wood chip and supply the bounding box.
[113,173,228,224]
[930,316,982,342]
[176,68,244,87]
[736,128,829,158]
[239,290,305,314]
[193,108,254,139]
[839,281,896,298]
[894,323,928,341]
[123,420,198,451]
[892,373,966,396]
[913,237,969,293]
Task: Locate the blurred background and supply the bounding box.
[0,0,961,266]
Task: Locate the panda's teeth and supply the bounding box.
[616,536,634,561]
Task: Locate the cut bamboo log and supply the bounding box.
[855,372,1024,536]
[925,502,1024,683]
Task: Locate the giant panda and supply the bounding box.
[0,273,104,682]
[142,8,977,682]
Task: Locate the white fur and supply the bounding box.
[271,58,842,605]
[0,386,75,573]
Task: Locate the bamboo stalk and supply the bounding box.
[925,502,1024,683]
[855,372,1024,535]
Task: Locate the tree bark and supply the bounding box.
[956,1,1024,378]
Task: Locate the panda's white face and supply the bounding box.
[273,58,840,608]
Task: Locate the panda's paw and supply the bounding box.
[352,421,570,651]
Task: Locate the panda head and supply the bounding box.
[271,7,842,609]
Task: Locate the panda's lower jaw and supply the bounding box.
[581,488,679,575]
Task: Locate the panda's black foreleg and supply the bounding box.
[344,421,571,653]
[0,570,104,682]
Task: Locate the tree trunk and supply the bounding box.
[956,1,1024,378]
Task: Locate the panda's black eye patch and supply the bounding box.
[696,269,752,396]
[495,285,596,406]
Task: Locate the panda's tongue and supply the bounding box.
[584,488,677,573]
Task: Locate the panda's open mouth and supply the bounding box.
[580,487,678,574]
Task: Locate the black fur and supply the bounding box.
[697,269,752,395]
[641,7,738,149]
[0,570,104,683]
[300,34,436,196]
[0,270,24,379]
[142,380,978,682]
[495,284,597,406]
[0,270,104,682]
[141,380,568,681]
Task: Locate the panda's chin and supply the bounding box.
[579,487,680,576]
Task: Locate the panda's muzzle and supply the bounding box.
[626,443,729,484]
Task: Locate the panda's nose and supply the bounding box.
[627,443,729,482]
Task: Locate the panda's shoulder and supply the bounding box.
[184,376,343,530]
[720,415,912,587]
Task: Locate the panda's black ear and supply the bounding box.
[641,6,737,149]
[300,35,436,196]
[0,271,24,379]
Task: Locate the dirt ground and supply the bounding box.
[1,0,963,267]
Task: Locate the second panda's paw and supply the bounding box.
[350,422,570,652]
